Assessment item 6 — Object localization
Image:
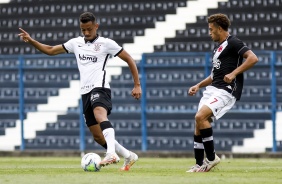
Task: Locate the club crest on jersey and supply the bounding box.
[94,44,101,51]
[213,59,221,69]
[217,45,223,52]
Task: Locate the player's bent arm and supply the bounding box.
[117,50,141,87]
[188,76,212,96]
[196,75,213,88]
[231,50,258,76]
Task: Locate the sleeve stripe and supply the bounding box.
[238,46,247,54]
[114,48,123,57]
[62,44,69,53]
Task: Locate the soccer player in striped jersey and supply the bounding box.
[19,12,141,171]
[187,13,258,172]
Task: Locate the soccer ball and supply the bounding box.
[81,153,102,172]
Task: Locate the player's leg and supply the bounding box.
[186,133,204,172]
[195,105,221,172]
[89,88,119,166]
[86,107,137,170]
[87,114,138,170]
[195,105,218,168]
[82,92,108,150]
[94,106,138,170]
[117,141,138,171]
[89,123,136,161]
[83,88,137,169]
[187,88,210,172]
[91,88,138,169]
[88,124,107,149]
[196,87,236,172]
[82,89,119,166]
[85,103,130,158]
[94,106,120,166]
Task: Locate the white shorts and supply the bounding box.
[198,86,236,121]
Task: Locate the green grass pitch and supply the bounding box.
[1,157,282,184]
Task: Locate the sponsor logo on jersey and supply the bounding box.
[79,54,98,62]
[81,84,95,90]
[212,59,221,69]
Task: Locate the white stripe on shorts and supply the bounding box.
[202,136,213,142]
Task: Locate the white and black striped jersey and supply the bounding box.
[62,35,123,94]
[211,35,249,101]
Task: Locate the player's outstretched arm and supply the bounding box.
[117,50,142,100]
[18,28,66,56]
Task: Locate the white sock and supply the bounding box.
[115,140,130,158]
[102,128,115,154]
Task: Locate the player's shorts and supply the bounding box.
[82,87,112,127]
[198,86,236,122]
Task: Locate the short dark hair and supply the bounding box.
[207,13,231,31]
[79,12,96,23]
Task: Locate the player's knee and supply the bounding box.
[95,116,105,123]
[195,113,204,123]
[93,107,107,123]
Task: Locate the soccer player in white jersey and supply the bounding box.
[18,12,141,171]
[187,13,258,172]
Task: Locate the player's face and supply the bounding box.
[208,23,220,42]
[80,21,99,41]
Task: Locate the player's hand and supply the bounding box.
[131,85,142,100]
[18,28,32,43]
[188,85,199,96]
[224,73,235,83]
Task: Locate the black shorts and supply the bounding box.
[82,87,112,127]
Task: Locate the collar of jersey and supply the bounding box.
[84,34,99,44]
[216,34,231,47]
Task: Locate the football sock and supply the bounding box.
[101,121,115,154]
[200,127,215,161]
[115,140,130,158]
[101,141,130,158]
[194,134,204,166]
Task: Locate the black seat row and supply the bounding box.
[218,0,282,8]
[4,1,186,16]
[174,25,282,39]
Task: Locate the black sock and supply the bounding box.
[194,135,204,166]
[100,121,113,130]
[200,128,215,161]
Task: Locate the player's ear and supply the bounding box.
[218,26,223,32]
[95,23,99,29]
